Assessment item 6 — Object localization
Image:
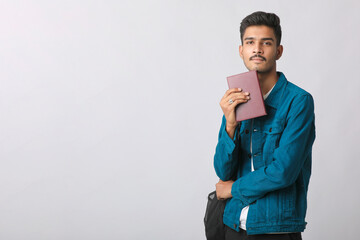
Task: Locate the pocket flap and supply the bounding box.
[264,119,285,134]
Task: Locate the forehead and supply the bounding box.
[243,25,275,40]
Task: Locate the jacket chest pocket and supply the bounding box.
[262,119,285,157]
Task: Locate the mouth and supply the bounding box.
[251,58,265,62]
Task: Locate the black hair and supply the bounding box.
[240,11,282,46]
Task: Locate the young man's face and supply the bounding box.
[239,25,283,74]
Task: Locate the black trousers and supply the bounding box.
[225,225,302,240]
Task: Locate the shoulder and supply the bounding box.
[285,81,313,100]
[280,80,314,118]
[276,72,314,105]
[283,79,314,107]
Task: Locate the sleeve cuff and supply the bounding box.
[219,121,238,152]
[231,178,251,206]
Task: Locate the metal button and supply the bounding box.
[253,128,258,132]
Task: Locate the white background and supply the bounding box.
[0,0,359,239]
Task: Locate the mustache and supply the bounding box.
[250,55,266,61]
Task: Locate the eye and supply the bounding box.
[264,42,272,46]
[246,41,254,45]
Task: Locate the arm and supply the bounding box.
[214,115,240,181]
[214,88,250,181]
[231,94,316,205]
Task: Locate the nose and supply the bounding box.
[253,43,263,54]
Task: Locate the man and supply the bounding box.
[214,12,315,240]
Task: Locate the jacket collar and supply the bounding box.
[264,72,287,109]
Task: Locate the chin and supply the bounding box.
[245,63,263,72]
[257,69,273,74]
[252,65,273,74]
[244,65,258,71]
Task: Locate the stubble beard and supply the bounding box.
[255,64,274,74]
[244,62,272,74]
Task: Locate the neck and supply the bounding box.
[257,68,279,95]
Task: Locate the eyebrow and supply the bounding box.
[244,37,274,41]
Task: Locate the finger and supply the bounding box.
[224,92,250,104]
[227,98,250,110]
[216,192,221,199]
[232,94,251,102]
[222,88,242,100]
[227,91,250,100]
[220,90,247,107]
[220,98,247,111]
[224,94,250,107]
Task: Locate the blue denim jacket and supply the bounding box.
[214,72,315,235]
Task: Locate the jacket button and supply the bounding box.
[269,128,272,132]
[245,129,249,134]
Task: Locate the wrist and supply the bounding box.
[229,182,234,198]
[225,124,237,140]
[226,123,237,132]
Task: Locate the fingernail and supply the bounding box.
[238,88,242,91]
[245,92,249,95]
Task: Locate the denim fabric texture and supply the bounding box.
[214,72,316,235]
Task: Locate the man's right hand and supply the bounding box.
[219,88,250,139]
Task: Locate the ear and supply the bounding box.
[239,45,244,59]
[276,45,283,60]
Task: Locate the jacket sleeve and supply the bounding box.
[213,115,241,181]
[231,94,316,205]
